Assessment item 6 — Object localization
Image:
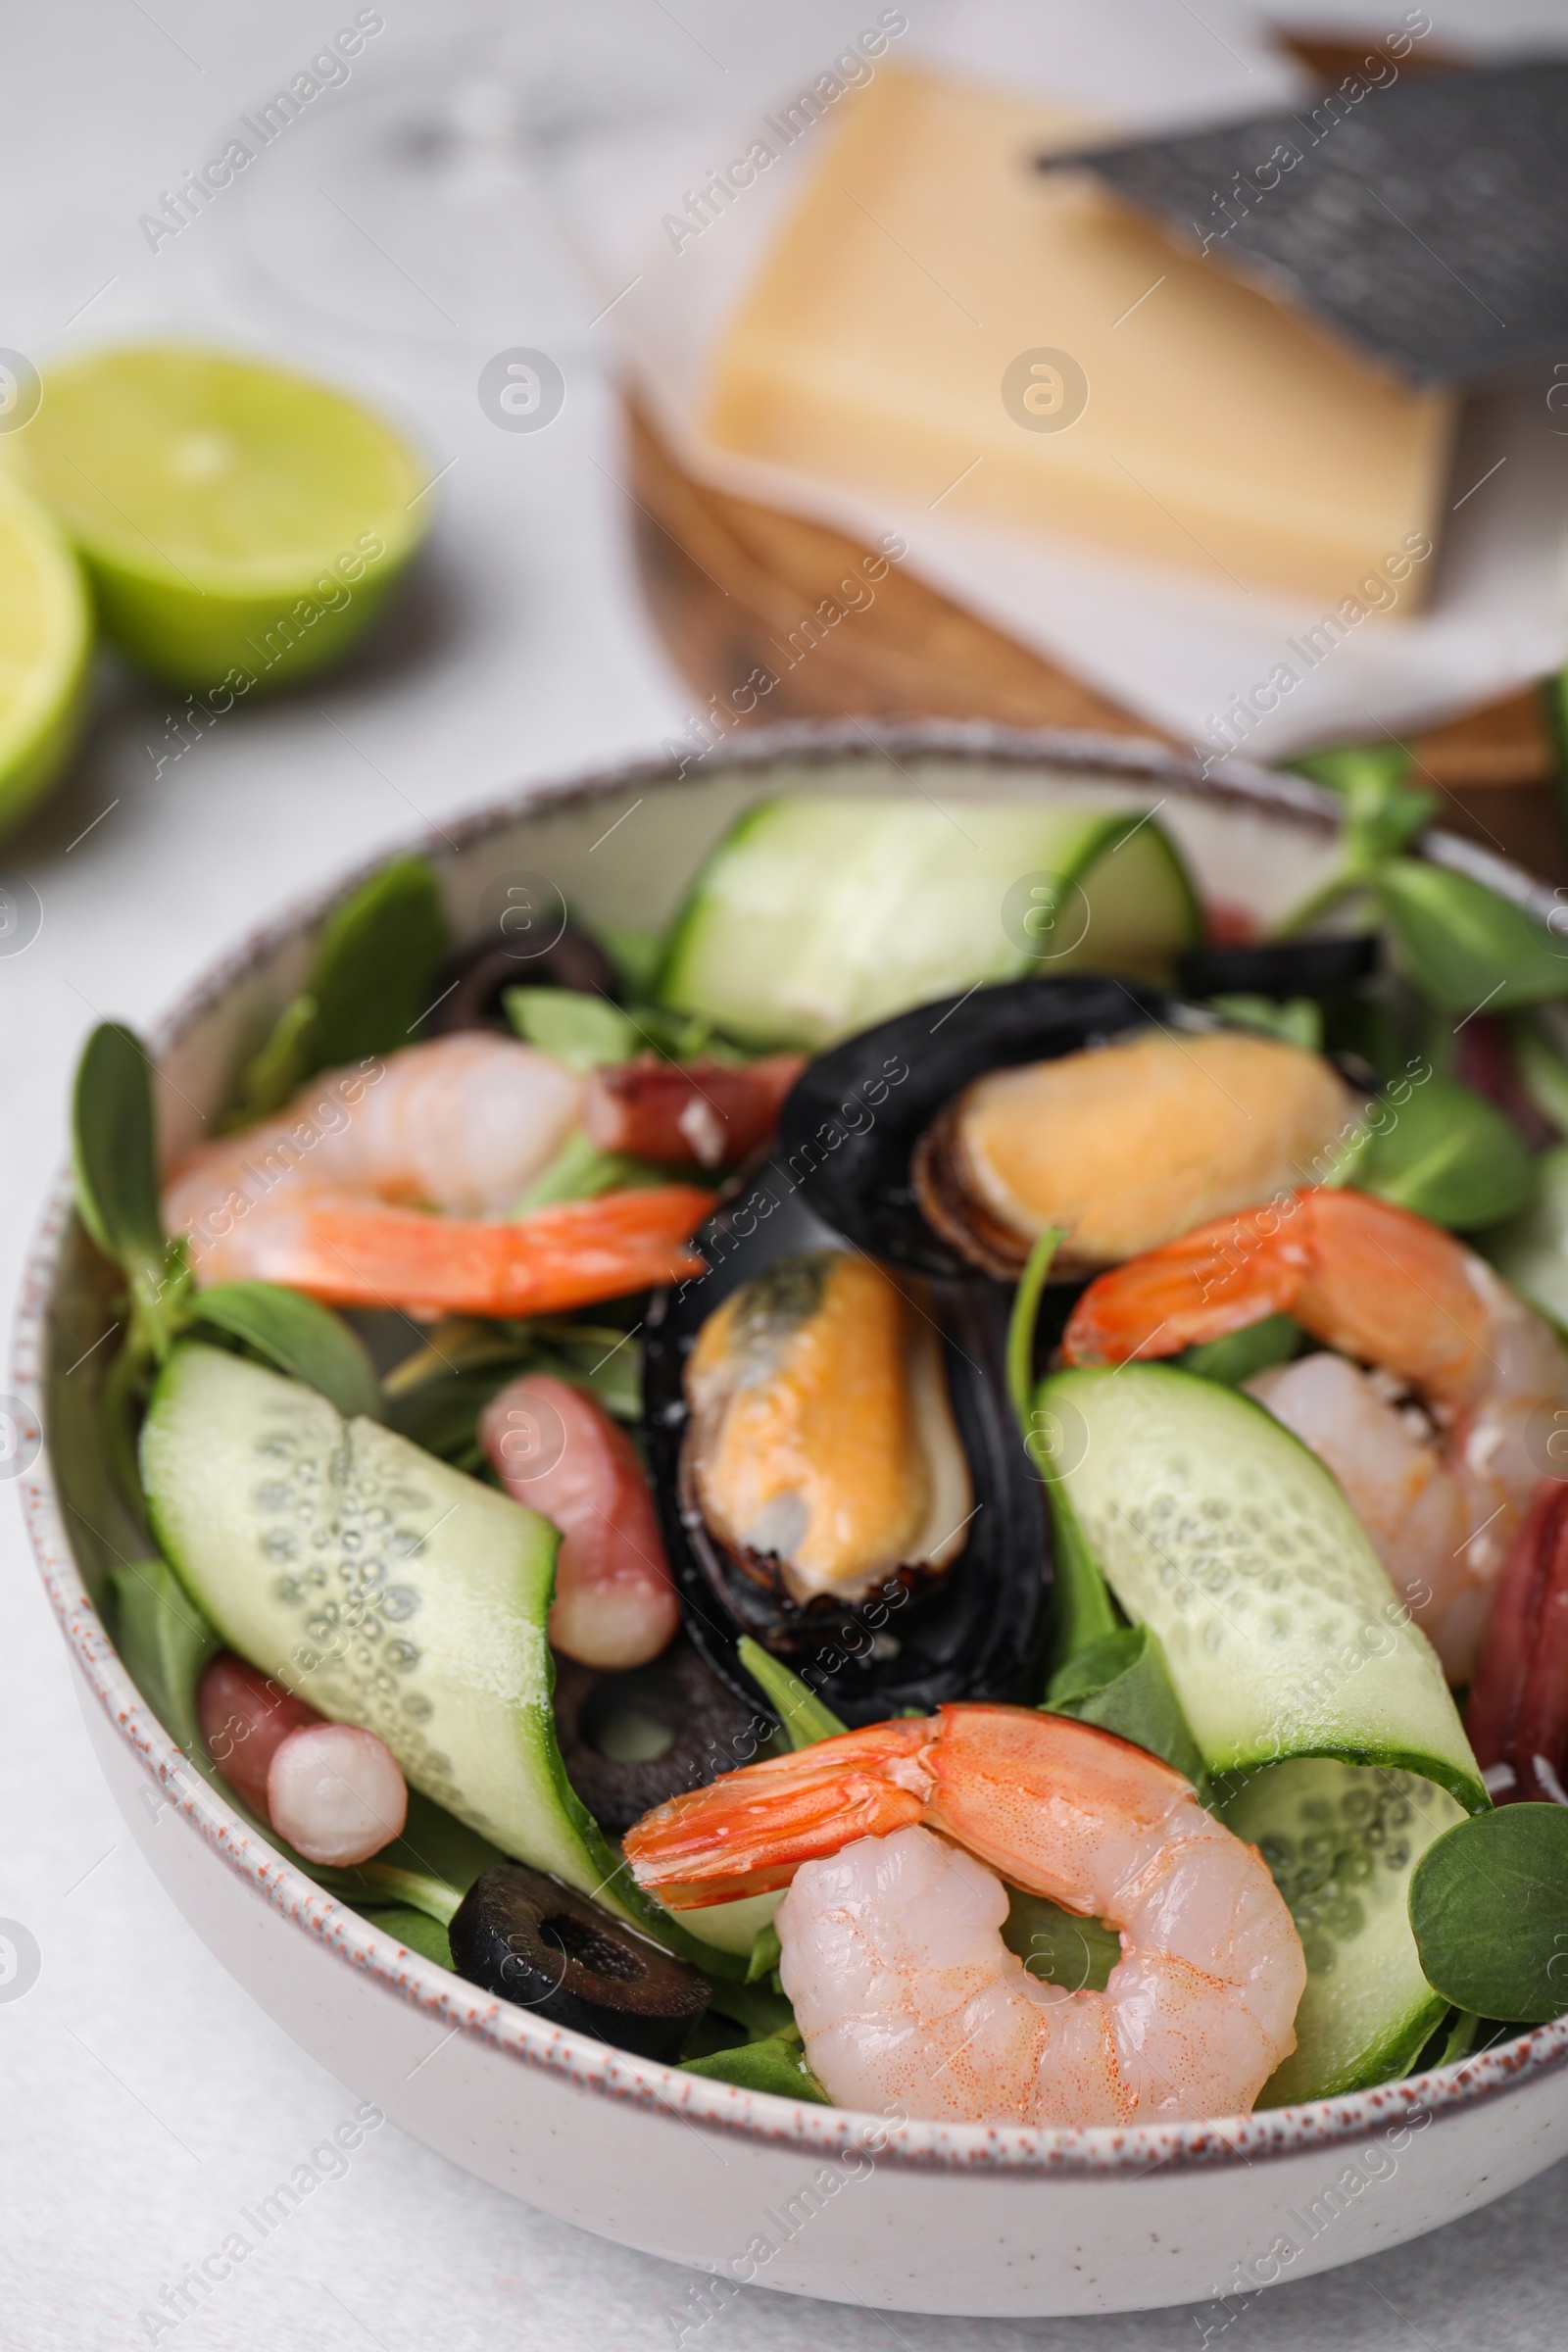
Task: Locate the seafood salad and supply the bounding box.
[68,783,1568,2129]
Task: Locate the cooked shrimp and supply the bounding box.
[1061,1186,1568,1681]
[624,1705,1303,2126]
[480,1372,678,1670]
[163,1034,714,1317]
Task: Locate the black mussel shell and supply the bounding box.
[643,1176,1050,1725]
[775,975,1190,1277]
[429,925,620,1034]
[553,1634,767,1833]
[449,1863,710,2059]
[1178,932,1379,1003]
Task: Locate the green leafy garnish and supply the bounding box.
[230,855,452,1123]
[746,1920,782,1984]
[192,1281,382,1421]
[1346,1073,1536,1229]
[73,1023,191,1354]
[601,923,664,999]
[1278,744,1568,1019]
[358,1905,454,1968]
[108,1557,220,1756]
[1176,1312,1302,1387]
[1409,1806,1568,2024]
[1280,742,1435,935]
[737,1637,847,1748]
[1378,859,1568,1016]
[1044,1624,1205,1786]
[512,1129,668,1214]
[72,1021,383,1504]
[503,986,637,1071]
[1207,994,1323,1051]
[1005,1226,1061,1436]
[1002,1886,1120,1994]
[707,1976,798,2042]
[1480,1142,1568,1330]
[1512,1012,1568,1133]
[679,2034,831,2101]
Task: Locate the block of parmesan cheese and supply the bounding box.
[706,66,1455,608]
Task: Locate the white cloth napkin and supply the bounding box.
[559,0,1568,763]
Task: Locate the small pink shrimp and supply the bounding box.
[198,1652,407,1865]
[624,1706,1302,2126]
[1061,1187,1568,1682]
[163,1034,713,1318]
[481,1373,679,1670]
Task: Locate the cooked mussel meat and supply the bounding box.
[778,976,1364,1280]
[683,1251,971,1608]
[449,1862,710,2059]
[642,1174,1047,1722]
[914,1025,1358,1278]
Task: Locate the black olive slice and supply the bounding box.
[1178,932,1379,1003]
[449,1864,710,2060]
[429,925,620,1034]
[776,974,1185,1275]
[552,1635,765,1833]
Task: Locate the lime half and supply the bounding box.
[0,474,91,837]
[13,345,429,692]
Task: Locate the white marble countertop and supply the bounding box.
[2,3,1565,2345]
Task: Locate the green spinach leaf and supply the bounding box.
[1479,1141,1568,1331]
[1045,1623,1206,1786]
[73,1023,166,1272]
[679,2034,831,2101]
[312,855,453,1065]
[504,986,637,1070]
[1005,1227,1061,1435]
[512,1129,668,1214]
[1207,995,1323,1052]
[707,1977,798,2042]
[192,1281,382,1421]
[1176,1312,1302,1387]
[1279,744,1435,933]
[1409,1805,1568,2024]
[358,1904,454,1968]
[1378,859,1568,1015]
[1002,1885,1120,1993]
[108,1557,220,1756]
[1349,1073,1536,1229]
[232,856,452,1121]
[737,1637,847,1748]
[746,1920,782,1984]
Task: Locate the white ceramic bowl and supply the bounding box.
[16,723,1568,2320]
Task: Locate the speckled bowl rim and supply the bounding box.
[15,717,1568,2179]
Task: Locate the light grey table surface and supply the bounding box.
[3,4,1566,2346]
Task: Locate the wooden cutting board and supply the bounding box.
[623,398,1563,878]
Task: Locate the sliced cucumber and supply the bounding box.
[1219,1757,1463,2103]
[1036,1364,1486,1812]
[656,793,1200,1050]
[141,1344,641,1919]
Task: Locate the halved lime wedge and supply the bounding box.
[0,473,91,836]
[13,344,428,691]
